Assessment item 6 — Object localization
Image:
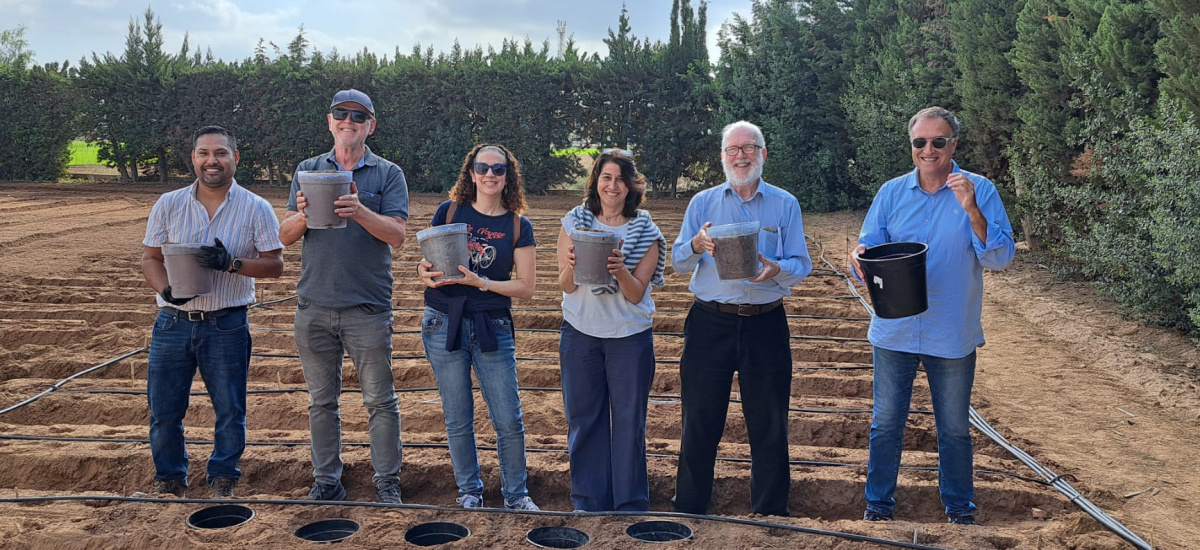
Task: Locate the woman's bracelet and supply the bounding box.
[481,275,490,292]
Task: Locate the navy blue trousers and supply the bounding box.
[559,321,655,511]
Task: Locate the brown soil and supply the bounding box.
[0,181,1197,549]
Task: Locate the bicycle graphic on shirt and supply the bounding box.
[468,237,497,270]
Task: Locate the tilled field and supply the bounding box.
[0,183,1158,549]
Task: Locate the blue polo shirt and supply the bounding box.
[859,162,1015,359]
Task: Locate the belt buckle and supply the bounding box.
[187,310,206,322]
[736,304,756,316]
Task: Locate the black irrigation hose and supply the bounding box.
[0,433,1041,485]
[0,495,955,550]
[808,237,1155,550]
[0,348,146,416]
[55,386,924,417]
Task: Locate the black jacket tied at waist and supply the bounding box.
[425,290,512,353]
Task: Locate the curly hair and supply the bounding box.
[448,143,527,215]
[583,151,645,219]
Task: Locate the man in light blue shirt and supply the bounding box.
[670,120,812,516]
[850,106,1015,525]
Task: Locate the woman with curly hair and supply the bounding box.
[417,143,539,511]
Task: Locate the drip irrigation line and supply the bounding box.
[0,433,1041,485]
[967,409,1152,550]
[809,238,1154,550]
[0,496,956,550]
[53,386,914,416]
[0,348,145,417]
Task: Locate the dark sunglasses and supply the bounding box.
[331,108,372,124]
[910,137,953,150]
[472,162,508,177]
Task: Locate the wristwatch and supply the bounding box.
[229,257,243,273]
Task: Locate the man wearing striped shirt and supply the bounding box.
[140,125,284,499]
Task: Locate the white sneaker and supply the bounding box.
[505,496,540,511]
[456,493,482,509]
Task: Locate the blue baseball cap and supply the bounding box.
[330,89,374,116]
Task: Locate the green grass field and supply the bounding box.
[68,141,101,166]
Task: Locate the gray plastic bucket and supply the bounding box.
[858,241,929,319]
[417,223,470,282]
[162,243,213,298]
[186,504,254,530]
[404,521,470,546]
[296,170,352,229]
[571,229,619,286]
[527,526,591,548]
[708,221,760,281]
[625,520,693,543]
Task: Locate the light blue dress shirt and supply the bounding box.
[671,180,812,304]
[859,162,1015,359]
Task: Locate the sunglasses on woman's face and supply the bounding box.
[330,108,372,124]
[910,137,953,150]
[472,162,508,177]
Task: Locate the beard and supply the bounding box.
[723,156,763,188]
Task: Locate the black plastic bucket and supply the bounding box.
[404,521,470,546]
[625,520,693,543]
[527,526,591,548]
[186,504,254,529]
[294,518,360,543]
[858,241,928,319]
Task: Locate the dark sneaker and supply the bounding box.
[505,496,540,511]
[863,509,893,521]
[151,478,186,498]
[308,481,347,501]
[375,480,402,504]
[209,477,236,498]
[948,514,977,525]
[456,493,482,509]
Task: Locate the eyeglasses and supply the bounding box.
[330,108,372,124]
[910,136,954,150]
[723,144,762,156]
[472,162,508,177]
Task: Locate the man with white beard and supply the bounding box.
[669,120,812,516]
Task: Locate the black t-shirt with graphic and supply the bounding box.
[423,200,536,311]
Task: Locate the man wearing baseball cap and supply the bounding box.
[280,89,409,504]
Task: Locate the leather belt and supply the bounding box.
[161,305,247,322]
[694,298,783,317]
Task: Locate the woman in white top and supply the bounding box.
[556,150,666,511]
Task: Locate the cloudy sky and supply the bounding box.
[6,0,752,67]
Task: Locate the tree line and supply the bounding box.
[2,0,1199,338]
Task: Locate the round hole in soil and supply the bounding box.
[404,521,470,546]
[186,504,254,530]
[625,520,693,543]
[294,518,360,543]
[527,525,591,548]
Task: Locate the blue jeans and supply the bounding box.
[559,321,655,511]
[147,307,250,485]
[421,306,530,504]
[295,298,401,487]
[865,346,977,518]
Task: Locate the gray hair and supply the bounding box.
[720,120,766,148]
[908,107,960,139]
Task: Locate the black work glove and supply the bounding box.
[160,285,194,306]
[196,238,233,272]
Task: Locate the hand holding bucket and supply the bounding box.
[855,241,929,319]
